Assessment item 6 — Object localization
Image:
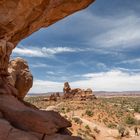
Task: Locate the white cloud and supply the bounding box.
[13,45,80,57]
[31,63,49,68]
[46,71,55,75]
[90,15,140,48]
[29,80,63,93]
[13,47,44,57]
[120,58,140,64]
[29,70,140,93]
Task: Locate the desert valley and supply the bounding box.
[25,82,140,140]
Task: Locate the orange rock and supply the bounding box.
[8,57,33,99]
[0,95,71,134]
[0,0,94,45]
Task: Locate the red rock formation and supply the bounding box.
[8,57,33,99]
[49,94,57,101]
[0,0,95,139]
[0,0,95,45]
[63,82,96,100]
[63,82,71,94]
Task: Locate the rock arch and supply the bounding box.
[0,0,95,139]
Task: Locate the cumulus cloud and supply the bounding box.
[29,70,140,93]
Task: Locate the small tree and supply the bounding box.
[85,110,93,117]
[118,125,125,137]
[134,104,140,113]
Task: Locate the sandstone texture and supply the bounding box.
[0,0,95,139]
[8,57,33,99]
[63,82,96,100]
[0,0,95,45]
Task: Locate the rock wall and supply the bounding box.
[0,0,95,139]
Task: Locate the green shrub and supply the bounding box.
[85,125,90,130]
[125,115,136,125]
[66,108,70,113]
[118,125,125,137]
[93,126,100,134]
[73,117,83,125]
[85,110,93,117]
[134,105,140,113]
[107,123,117,128]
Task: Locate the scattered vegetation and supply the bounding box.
[25,96,140,139]
[93,126,100,134]
[117,125,125,137]
[134,104,140,113]
[85,110,94,117]
[85,125,90,130]
[124,115,136,125]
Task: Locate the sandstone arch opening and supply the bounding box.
[0,1,95,139]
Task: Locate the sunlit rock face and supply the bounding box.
[8,57,33,99]
[63,82,96,100]
[0,0,95,139]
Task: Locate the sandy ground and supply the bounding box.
[44,102,140,140]
[73,116,140,140]
[134,113,140,120]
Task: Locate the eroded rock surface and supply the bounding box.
[63,82,96,100]
[0,0,95,45]
[0,95,71,134]
[8,57,33,99]
[0,0,95,139]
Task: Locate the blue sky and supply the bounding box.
[12,0,140,92]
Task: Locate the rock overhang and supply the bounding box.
[0,0,95,45]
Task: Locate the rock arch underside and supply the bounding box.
[0,0,95,140]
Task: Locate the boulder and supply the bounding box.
[8,57,33,99]
[44,134,82,140]
[0,95,71,135]
[0,118,39,140]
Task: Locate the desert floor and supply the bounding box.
[25,96,140,140]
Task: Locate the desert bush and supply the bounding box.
[73,117,83,125]
[85,125,90,130]
[60,107,66,113]
[125,129,130,137]
[117,125,125,137]
[93,126,100,134]
[134,104,140,113]
[103,118,108,124]
[66,108,70,113]
[107,123,117,129]
[85,110,93,117]
[64,115,68,119]
[125,115,136,125]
